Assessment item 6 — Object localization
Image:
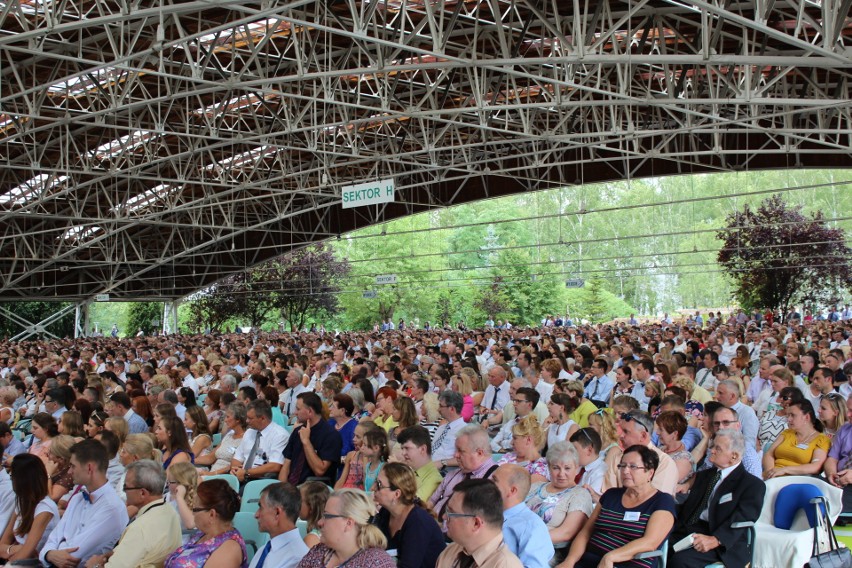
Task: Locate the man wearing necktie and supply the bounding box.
[249,482,308,568]
[40,440,129,568]
[435,479,522,568]
[668,429,765,568]
[83,460,181,568]
[479,367,510,428]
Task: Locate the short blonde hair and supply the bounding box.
[512,414,547,450]
[456,369,476,396]
[48,434,76,461]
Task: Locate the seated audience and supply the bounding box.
[280,393,341,485]
[397,426,442,502]
[157,415,194,469]
[714,380,759,450]
[198,401,247,476]
[232,399,289,483]
[0,454,58,563]
[497,415,550,483]
[762,399,830,479]
[525,441,594,550]
[559,445,676,568]
[250,482,309,568]
[296,488,395,568]
[430,425,498,523]
[336,421,380,490]
[85,459,182,568]
[435,478,522,568]
[45,434,76,503]
[40,439,129,567]
[164,478,247,567]
[184,405,213,460]
[655,411,696,497]
[492,387,539,453]
[373,463,446,568]
[493,464,554,568]
[299,481,330,549]
[570,428,606,497]
[603,410,678,496]
[668,429,766,568]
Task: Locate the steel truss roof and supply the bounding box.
[0,0,849,302]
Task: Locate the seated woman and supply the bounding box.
[372,463,446,568]
[564,381,598,428]
[0,454,59,563]
[297,488,395,568]
[164,478,247,568]
[45,435,76,504]
[525,442,593,554]
[819,392,847,439]
[763,399,831,479]
[299,481,331,549]
[498,415,550,483]
[655,411,695,499]
[757,369,798,450]
[198,401,247,477]
[329,394,358,457]
[558,445,676,568]
[157,415,194,469]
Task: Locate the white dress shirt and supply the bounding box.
[482,382,510,412]
[0,469,14,536]
[248,527,309,568]
[234,422,290,468]
[431,418,465,462]
[39,482,129,566]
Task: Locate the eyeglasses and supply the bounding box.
[321,512,348,521]
[445,512,478,520]
[123,485,143,492]
[511,398,529,404]
[616,463,647,471]
[191,507,211,513]
[712,419,737,427]
[374,480,397,491]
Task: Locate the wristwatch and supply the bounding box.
[441,459,447,468]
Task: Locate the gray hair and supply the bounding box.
[226,401,248,428]
[718,379,742,398]
[221,375,238,389]
[457,424,491,453]
[713,428,745,456]
[262,482,301,522]
[348,387,365,410]
[546,441,579,467]
[438,390,463,414]
[623,410,654,437]
[126,459,167,495]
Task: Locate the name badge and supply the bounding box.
[718,493,733,504]
[796,443,809,450]
[624,511,641,522]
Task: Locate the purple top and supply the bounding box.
[164,528,247,568]
[829,423,852,469]
[297,543,395,568]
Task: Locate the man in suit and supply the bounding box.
[668,429,766,568]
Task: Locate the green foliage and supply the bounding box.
[0,302,75,338]
[563,280,634,323]
[127,302,164,335]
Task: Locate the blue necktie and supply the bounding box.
[82,490,91,503]
[255,541,272,568]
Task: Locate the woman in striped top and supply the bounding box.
[557,445,676,568]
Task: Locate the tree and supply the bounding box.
[584,277,609,322]
[272,243,350,331]
[716,195,852,314]
[474,276,513,322]
[185,278,243,332]
[127,302,163,335]
[0,302,75,338]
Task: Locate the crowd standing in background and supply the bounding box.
[0,307,849,567]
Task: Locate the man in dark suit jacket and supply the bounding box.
[668,429,766,568]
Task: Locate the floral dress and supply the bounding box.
[497,453,551,480]
[164,528,247,568]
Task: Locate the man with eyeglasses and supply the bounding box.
[603,410,678,495]
[696,406,762,478]
[714,380,759,450]
[44,387,67,421]
[435,479,522,568]
[668,429,765,568]
[491,388,539,453]
[84,460,181,568]
[432,391,466,468]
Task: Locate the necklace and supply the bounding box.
[335,417,351,431]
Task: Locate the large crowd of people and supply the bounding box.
[0,308,850,567]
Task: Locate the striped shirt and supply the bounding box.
[583,488,675,568]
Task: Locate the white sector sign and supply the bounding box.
[341,178,395,209]
[375,274,397,285]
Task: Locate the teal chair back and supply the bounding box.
[233,511,269,559]
[241,479,280,513]
[203,474,239,493]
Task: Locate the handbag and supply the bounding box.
[809,496,852,568]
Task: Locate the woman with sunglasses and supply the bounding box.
[297,488,395,568]
[164,478,247,568]
[372,463,445,568]
[558,445,675,568]
[763,399,830,479]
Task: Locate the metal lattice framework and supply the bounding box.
[0,0,849,302]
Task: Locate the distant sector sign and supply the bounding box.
[341,178,395,209]
[375,274,397,285]
[95,293,110,301]
[362,290,378,299]
[565,279,585,288]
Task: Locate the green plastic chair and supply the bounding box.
[233,511,269,558]
[241,478,280,513]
